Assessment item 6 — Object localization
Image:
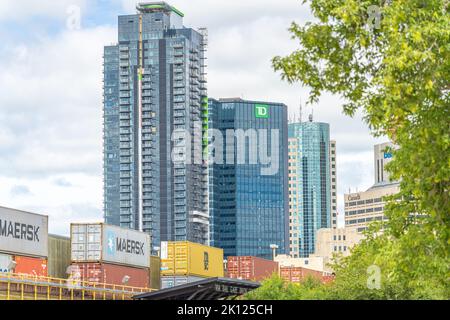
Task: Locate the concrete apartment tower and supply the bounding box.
[103,2,209,251]
[288,115,333,258]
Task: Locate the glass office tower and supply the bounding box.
[103,2,209,250]
[208,98,289,259]
[288,118,331,257]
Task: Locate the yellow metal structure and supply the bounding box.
[0,273,153,300]
[161,242,224,278]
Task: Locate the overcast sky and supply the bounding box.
[0,0,386,236]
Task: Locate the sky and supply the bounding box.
[0,0,387,236]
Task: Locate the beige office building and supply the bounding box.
[314,227,364,259]
[344,182,400,233]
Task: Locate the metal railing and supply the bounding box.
[0,273,153,301]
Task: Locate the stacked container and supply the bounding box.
[279,266,333,284]
[70,223,151,289]
[149,255,161,290]
[48,234,71,279]
[160,241,224,289]
[227,256,278,282]
[0,206,49,277]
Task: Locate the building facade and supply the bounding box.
[313,227,364,259]
[344,183,400,233]
[345,141,400,233]
[288,118,332,258]
[103,2,209,250]
[374,142,396,184]
[330,140,338,228]
[208,98,289,260]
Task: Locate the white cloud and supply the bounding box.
[0,0,87,21]
[0,0,388,235]
[0,24,114,233]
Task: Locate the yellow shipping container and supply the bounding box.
[161,241,224,278]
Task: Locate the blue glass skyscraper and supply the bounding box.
[288,118,331,257]
[208,98,289,259]
[103,2,209,250]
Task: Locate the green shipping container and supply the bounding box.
[150,256,161,290]
[48,234,71,279]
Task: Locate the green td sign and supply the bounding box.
[255,104,269,118]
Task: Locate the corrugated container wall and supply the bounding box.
[149,256,161,290]
[280,266,331,284]
[0,206,48,258]
[14,256,48,277]
[227,256,278,282]
[161,276,207,290]
[0,253,13,273]
[48,234,71,279]
[70,223,151,269]
[70,262,149,289]
[161,241,224,278]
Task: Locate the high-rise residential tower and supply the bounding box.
[208,98,289,260]
[288,117,332,258]
[103,2,209,250]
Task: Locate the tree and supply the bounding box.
[244,274,331,300]
[249,0,450,300]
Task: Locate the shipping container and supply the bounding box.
[227,256,278,282]
[0,206,48,258]
[161,275,207,289]
[48,234,71,279]
[149,255,161,290]
[280,266,331,284]
[70,223,151,269]
[0,253,13,273]
[14,256,48,277]
[70,262,149,289]
[161,241,224,278]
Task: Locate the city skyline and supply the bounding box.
[0,0,389,236]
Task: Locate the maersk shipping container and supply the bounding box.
[0,206,48,258]
[161,275,207,289]
[227,256,278,282]
[70,223,151,269]
[161,241,224,278]
[48,234,71,279]
[0,253,47,277]
[70,262,149,289]
[149,255,161,290]
[0,253,13,273]
[14,256,48,277]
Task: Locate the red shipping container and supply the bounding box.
[227,256,278,282]
[70,262,149,289]
[280,266,331,284]
[14,256,48,277]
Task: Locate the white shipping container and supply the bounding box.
[161,276,207,289]
[70,223,151,269]
[0,253,13,273]
[0,206,48,258]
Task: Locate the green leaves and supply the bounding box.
[268,0,450,300]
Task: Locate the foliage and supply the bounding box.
[244,274,331,300]
[249,0,450,300]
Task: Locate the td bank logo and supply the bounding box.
[255,104,269,119]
